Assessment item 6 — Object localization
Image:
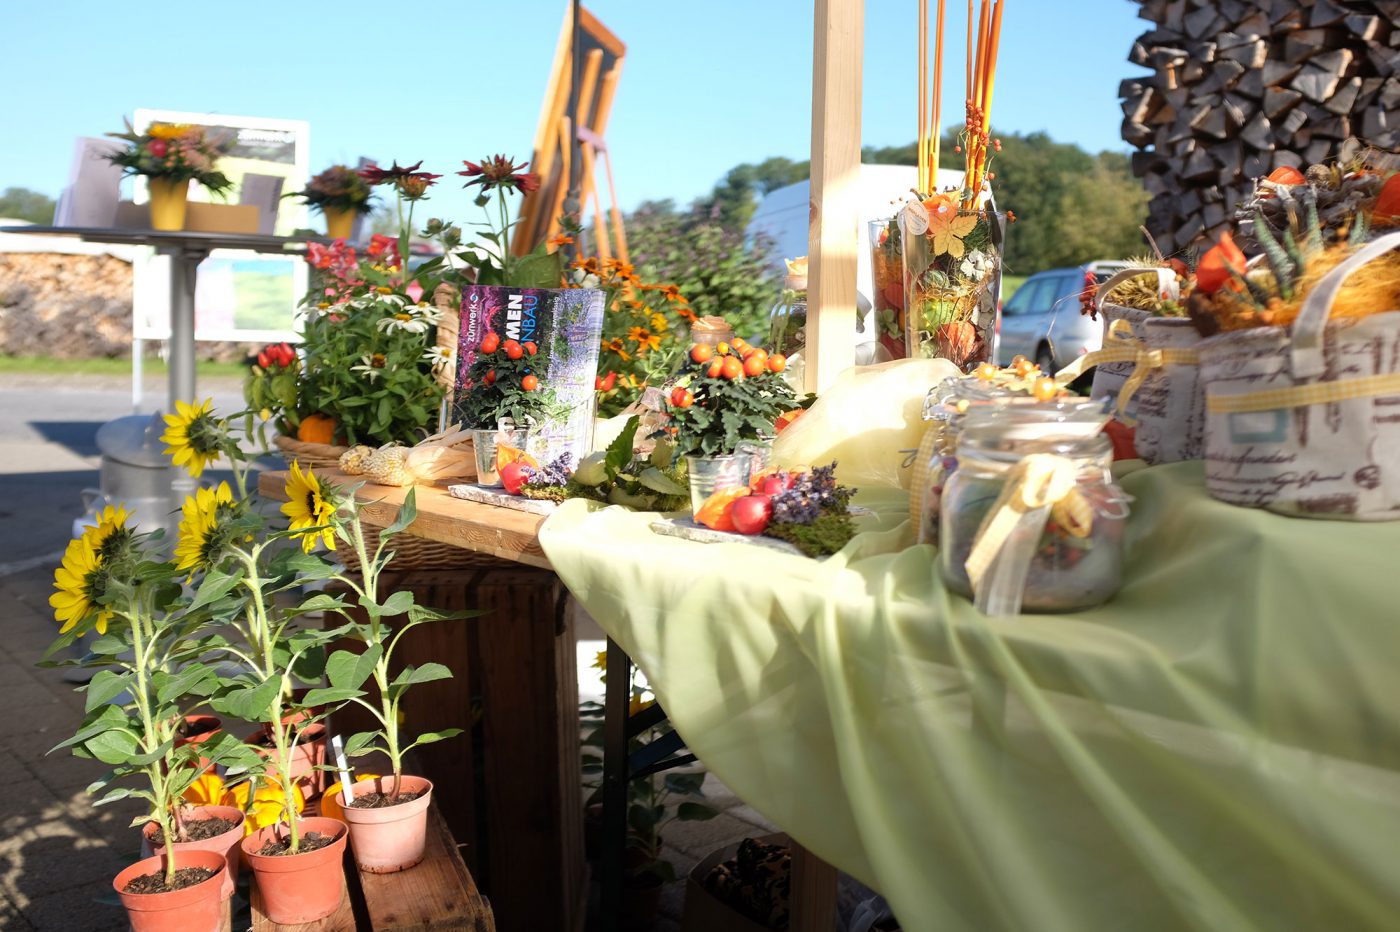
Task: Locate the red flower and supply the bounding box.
[1196,232,1248,295]
[459,155,539,195]
[1373,173,1400,226]
[595,371,617,392]
[358,160,424,185]
[147,139,169,158]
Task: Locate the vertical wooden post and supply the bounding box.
[806,0,864,394]
[791,840,840,931]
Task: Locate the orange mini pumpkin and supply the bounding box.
[694,487,750,532]
[297,413,337,445]
[494,442,540,474]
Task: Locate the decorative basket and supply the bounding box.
[274,434,349,471]
[1129,317,1204,465]
[1198,231,1400,520]
[334,525,511,571]
[1088,267,1179,408]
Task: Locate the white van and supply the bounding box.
[745,164,968,361]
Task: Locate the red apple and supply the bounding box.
[756,473,795,497]
[730,494,772,535]
[499,461,532,495]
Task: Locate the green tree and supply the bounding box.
[626,201,782,341]
[0,187,56,224]
[1053,153,1151,265]
[694,156,810,231]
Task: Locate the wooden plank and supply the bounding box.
[258,470,551,570]
[250,875,355,932]
[357,801,495,932]
[790,840,839,931]
[806,0,863,394]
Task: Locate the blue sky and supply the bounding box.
[3,1,1146,223]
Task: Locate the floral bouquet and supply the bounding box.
[292,164,375,237]
[104,120,232,194]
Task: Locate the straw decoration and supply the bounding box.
[918,0,1004,205]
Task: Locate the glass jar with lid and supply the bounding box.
[938,407,1130,614]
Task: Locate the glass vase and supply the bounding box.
[869,218,907,360]
[900,209,1005,370]
[684,454,753,516]
[472,427,531,487]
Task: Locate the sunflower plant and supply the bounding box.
[41,505,265,888]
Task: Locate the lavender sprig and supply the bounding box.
[770,462,855,526]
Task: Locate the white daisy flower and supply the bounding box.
[423,345,453,373]
[351,353,386,382]
[377,312,432,334]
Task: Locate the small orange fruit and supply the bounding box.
[974,363,997,381]
[716,342,731,356]
[1031,376,1058,401]
[743,354,766,377]
[671,388,694,408]
[483,370,496,386]
[690,343,714,364]
[767,354,787,373]
[706,359,725,379]
[503,340,524,360]
[721,357,744,380]
[479,333,500,354]
[521,374,539,391]
[523,341,538,356]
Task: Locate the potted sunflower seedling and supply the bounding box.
[311,486,476,873]
[41,505,264,932]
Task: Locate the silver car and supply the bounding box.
[997,262,1128,372]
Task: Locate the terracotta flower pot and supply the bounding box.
[241,817,348,925]
[176,714,222,772]
[147,177,190,232]
[113,849,227,932]
[247,721,328,798]
[143,806,245,900]
[337,775,434,873]
[322,206,355,239]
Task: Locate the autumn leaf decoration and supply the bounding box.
[925,193,978,258]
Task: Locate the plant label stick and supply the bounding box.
[331,733,355,807]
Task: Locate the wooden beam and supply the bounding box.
[790,840,839,931]
[807,0,863,393]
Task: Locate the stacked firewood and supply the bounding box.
[1121,0,1400,254]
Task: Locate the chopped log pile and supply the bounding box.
[1121,0,1400,253]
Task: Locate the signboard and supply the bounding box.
[131,110,311,343]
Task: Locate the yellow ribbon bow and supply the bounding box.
[1054,319,1199,426]
[964,454,1093,614]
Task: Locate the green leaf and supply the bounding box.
[155,664,217,705]
[300,686,365,707]
[294,593,348,615]
[676,802,719,821]
[343,731,379,757]
[188,569,241,612]
[83,729,141,766]
[379,590,414,618]
[209,675,280,722]
[606,417,641,475]
[391,663,453,689]
[405,728,463,751]
[51,704,132,754]
[83,670,129,712]
[326,645,382,691]
[378,487,418,541]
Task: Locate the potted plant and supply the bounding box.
[104,120,233,231]
[457,329,565,483]
[580,656,718,930]
[662,337,794,515]
[40,505,263,931]
[317,488,473,872]
[292,164,375,239]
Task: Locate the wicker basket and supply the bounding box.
[335,526,511,571]
[274,435,350,471]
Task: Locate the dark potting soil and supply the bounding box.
[347,790,425,809]
[148,816,238,846]
[256,831,337,857]
[123,866,217,895]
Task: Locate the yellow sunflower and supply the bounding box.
[148,122,191,140]
[174,483,235,575]
[83,504,132,563]
[161,399,222,479]
[49,537,112,635]
[226,777,304,836]
[281,461,336,553]
[183,771,230,807]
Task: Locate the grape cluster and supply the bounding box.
[770,462,855,526]
[523,452,574,490]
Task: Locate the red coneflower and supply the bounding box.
[459,155,541,195]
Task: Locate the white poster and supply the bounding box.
[130,110,310,343]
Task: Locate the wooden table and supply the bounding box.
[259,471,583,932]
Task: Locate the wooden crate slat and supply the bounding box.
[356,802,494,931]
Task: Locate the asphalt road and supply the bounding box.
[0,373,246,569]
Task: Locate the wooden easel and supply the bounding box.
[515,4,628,262]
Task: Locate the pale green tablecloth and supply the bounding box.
[539,366,1400,931]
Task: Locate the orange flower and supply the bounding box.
[602,337,632,361]
[1373,174,1400,226]
[1196,232,1248,295]
[547,233,575,249]
[627,327,661,353]
[676,305,697,323]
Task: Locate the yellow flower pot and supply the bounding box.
[323,206,355,240]
[147,177,190,231]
